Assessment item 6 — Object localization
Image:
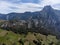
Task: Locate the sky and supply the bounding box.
[0,0,60,14]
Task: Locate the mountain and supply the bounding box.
[0,14,7,20]
[0,5,59,20]
[0,6,59,20]
[0,5,60,38]
[39,6,60,37]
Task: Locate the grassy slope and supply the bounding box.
[0,29,59,45]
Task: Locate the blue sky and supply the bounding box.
[0,0,60,14]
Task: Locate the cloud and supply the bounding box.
[39,0,60,6]
[0,0,21,3]
[0,1,42,14]
[39,0,60,9]
[0,0,60,14]
[0,1,13,14]
[21,0,39,3]
[10,3,42,13]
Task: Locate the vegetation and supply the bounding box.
[0,29,59,45]
[0,6,60,45]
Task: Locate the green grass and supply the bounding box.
[0,29,59,45]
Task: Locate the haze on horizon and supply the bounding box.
[0,0,60,14]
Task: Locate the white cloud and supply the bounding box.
[39,0,60,6]
[0,0,60,14]
[0,1,42,14]
[13,3,42,13]
[39,0,60,10]
[0,1,13,14]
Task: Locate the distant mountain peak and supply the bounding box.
[43,5,52,9]
[44,5,52,8]
[42,5,53,12]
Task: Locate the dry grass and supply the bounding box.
[0,29,59,45]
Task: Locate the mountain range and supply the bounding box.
[0,5,60,20]
[0,5,60,38]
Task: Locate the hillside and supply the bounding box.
[0,5,60,45]
[0,29,59,45]
[0,6,60,38]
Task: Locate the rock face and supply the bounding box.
[0,5,60,38]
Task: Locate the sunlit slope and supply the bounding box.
[0,29,59,45]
